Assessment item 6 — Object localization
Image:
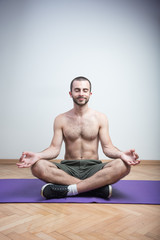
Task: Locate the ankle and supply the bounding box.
[67,184,78,196]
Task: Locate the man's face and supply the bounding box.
[69,80,92,106]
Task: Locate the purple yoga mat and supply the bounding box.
[0,179,159,204]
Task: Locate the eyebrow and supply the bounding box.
[74,88,89,90]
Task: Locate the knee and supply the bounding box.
[116,159,131,176]
[103,159,131,185]
[109,159,130,178]
[31,160,47,178]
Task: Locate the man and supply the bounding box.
[17,76,140,199]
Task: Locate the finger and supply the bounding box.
[134,153,139,160]
[17,165,26,168]
[136,159,141,164]
[130,149,135,154]
[17,162,31,168]
[133,161,140,166]
[17,163,24,168]
[128,161,133,165]
[22,152,30,158]
[19,155,26,162]
[19,156,23,162]
[132,159,140,166]
[131,162,137,166]
[22,152,27,158]
[19,152,26,162]
[133,152,137,159]
[17,162,25,167]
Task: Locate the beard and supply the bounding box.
[72,96,89,106]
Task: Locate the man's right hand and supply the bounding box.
[17,151,41,168]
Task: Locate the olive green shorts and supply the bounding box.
[54,160,107,180]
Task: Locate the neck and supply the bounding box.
[73,103,89,116]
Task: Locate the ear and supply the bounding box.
[90,92,92,96]
[69,91,72,98]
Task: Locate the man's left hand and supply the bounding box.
[120,149,140,166]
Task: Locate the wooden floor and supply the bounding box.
[0,160,160,240]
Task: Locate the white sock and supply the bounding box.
[67,184,78,196]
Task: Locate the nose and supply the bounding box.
[79,90,84,95]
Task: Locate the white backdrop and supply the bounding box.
[0,0,159,160]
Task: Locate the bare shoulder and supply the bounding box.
[92,109,108,125]
[53,113,65,128]
[54,110,72,125]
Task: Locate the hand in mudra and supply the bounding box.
[120,149,140,166]
[17,151,40,168]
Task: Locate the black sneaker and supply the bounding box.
[91,185,112,199]
[41,183,69,199]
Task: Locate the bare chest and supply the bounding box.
[63,118,99,141]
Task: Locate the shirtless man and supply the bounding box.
[17,76,140,199]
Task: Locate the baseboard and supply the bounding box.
[0,159,63,164]
[0,159,160,165]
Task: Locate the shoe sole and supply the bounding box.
[41,183,53,198]
[108,185,112,198]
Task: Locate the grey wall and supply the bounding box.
[0,0,159,159]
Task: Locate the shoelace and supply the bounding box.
[50,185,68,197]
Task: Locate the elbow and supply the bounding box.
[55,149,60,158]
[102,146,108,156]
[54,148,61,158]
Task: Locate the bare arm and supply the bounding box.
[37,116,63,160]
[99,114,122,158]
[17,115,63,168]
[99,114,140,165]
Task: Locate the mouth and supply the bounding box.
[73,97,89,106]
[77,97,86,100]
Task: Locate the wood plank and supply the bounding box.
[0,159,160,165]
[0,162,160,240]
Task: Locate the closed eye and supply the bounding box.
[83,89,89,92]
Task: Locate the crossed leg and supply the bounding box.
[31,160,80,185]
[31,159,130,194]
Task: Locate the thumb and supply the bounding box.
[130,149,135,153]
[22,151,32,158]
